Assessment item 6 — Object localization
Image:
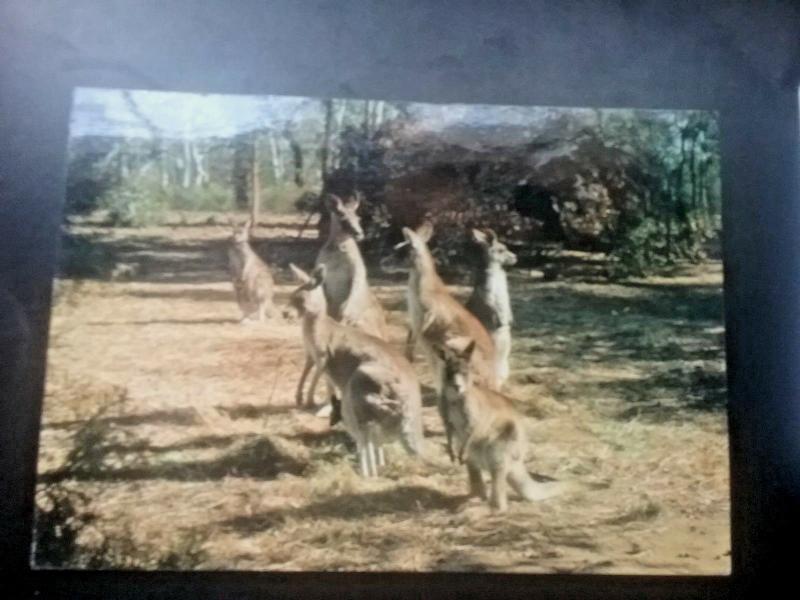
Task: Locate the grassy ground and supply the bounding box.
[34,213,730,574]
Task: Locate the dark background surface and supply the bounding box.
[1,1,798,598]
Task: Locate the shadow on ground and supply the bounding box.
[220,485,468,533]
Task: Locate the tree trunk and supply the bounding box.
[268,130,283,182]
[192,142,208,187]
[119,150,129,179]
[331,100,347,170]
[372,100,384,131]
[182,139,192,188]
[251,135,261,224]
[362,99,371,135]
[689,133,697,232]
[233,134,251,209]
[284,128,305,187]
[335,99,346,130]
[159,139,169,188]
[320,99,334,183]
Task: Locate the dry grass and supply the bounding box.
[33,214,730,574]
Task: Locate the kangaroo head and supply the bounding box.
[472,228,516,267]
[231,218,253,245]
[288,263,327,316]
[436,337,476,396]
[400,221,435,272]
[326,193,364,241]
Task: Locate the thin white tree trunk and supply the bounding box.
[268,130,283,181]
[160,139,169,188]
[373,100,384,130]
[251,136,261,224]
[192,142,208,186]
[182,139,192,188]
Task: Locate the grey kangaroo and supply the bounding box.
[227,218,276,323]
[437,339,568,511]
[466,228,517,386]
[295,193,388,409]
[289,263,424,477]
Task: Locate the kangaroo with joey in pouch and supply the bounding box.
[294,193,389,411]
[288,263,423,477]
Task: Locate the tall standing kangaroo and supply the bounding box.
[466,229,517,386]
[227,218,276,323]
[436,339,568,511]
[399,223,498,461]
[294,193,388,408]
[289,263,424,477]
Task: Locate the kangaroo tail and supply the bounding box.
[508,461,571,502]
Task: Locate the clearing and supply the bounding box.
[35,214,730,574]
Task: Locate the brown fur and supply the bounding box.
[438,340,558,511]
[227,219,276,323]
[289,263,423,477]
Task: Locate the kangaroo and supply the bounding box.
[398,223,498,462]
[227,218,276,323]
[436,339,566,511]
[466,229,517,386]
[289,263,424,477]
[295,193,388,408]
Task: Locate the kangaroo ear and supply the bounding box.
[289,263,311,284]
[310,264,327,287]
[326,194,344,213]
[485,229,497,244]
[420,311,436,335]
[344,191,361,210]
[431,343,448,362]
[462,340,477,361]
[444,336,472,356]
[416,221,434,242]
[472,228,489,245]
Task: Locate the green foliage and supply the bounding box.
[168,182,234,212]
[33,484,96,567]
[99,175,171,226]
[59,231,116,278]
[608,219,669,278]
[33,388,210,570]
[64,142,120,216]
[34,483,210,569]
[65,98,721,277]
[99,174,234,226]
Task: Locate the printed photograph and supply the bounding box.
[33,88,729,574]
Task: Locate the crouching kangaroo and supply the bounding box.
[436,339,567,511]
[466,229,517,386]
[295,193,388,410]
[289,263,423,477]
[228,218,276,323]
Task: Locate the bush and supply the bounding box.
[168,182,234,212]
[99,175,170,227]
[59,231,116,279]
[99,174,235,226]
[32,484,96,568]
[608,219,667,278]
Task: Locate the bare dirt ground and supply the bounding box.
[35,214,730,574]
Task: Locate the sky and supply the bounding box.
[69,87,686,141]
[69,87,584,140]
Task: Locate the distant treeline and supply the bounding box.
[65,98,721,276]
